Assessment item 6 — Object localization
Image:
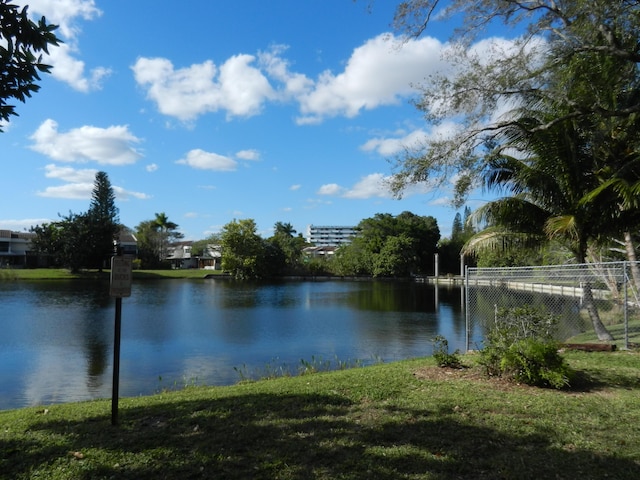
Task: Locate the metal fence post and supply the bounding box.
[624,261,629,350]
[465,265,470,352]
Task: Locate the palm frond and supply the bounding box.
[462,227,545,257]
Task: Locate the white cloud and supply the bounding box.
[0,218,53,231]
[317,175,391,199]
[24,0,110,91]
[25,0,101,39]
[37,181,149,201]
[131,34,445,124]
[47,43,111,92]
[176,149,237,171]
[129,31,530,127]
[290,184,301,191]
[38,164,150,200]
[37,182,94,199]
[317,183,344,196]
[112,185,150,201]
[258,44,313,99]
[342,173,393,199]
[361,120,463,158]
[236,149,260,161]
[146,163,158,172]
[132,55,274,121]
[318,173,432,200]
[361,129,430,156]
[296,34,446,123]
[43,163,97,182]
[30,119,143,165]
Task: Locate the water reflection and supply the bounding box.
[0,279,469,410]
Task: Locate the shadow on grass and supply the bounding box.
[4,391,640,480]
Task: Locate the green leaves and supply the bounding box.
[0,1,61,129]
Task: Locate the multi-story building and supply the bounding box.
[306,225,357,247]
[0,230,35,267]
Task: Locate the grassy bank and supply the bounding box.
[1,352,639,479]
[0,268,220,281]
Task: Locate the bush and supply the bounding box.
[479,305,573,389]
[432,335,463,368]
[500,338,573,388]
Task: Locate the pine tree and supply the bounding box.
[87,171,120,269]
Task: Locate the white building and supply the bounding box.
[0,229,35,267]
[306,225,357,247]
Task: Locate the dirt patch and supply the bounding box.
[413,365,604,394]
[412,365,535,392]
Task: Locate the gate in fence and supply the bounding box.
[464,262,640,351]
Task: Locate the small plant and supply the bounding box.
[479,305,573,388]
[500,338,572,388]
[431,335,463,368]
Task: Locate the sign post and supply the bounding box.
[110,254,132,426]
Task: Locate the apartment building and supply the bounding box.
[306,225,357,247]
[0,230,35,267]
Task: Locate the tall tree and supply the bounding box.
[334,211,440,276]
[387,0,640,206]
[220,219,266,279]
[87,171,119,269]
[269,222,306,274]
[30,172,120,272]
[1,1,60,130]
[152,212,183,261]
[464,109,615,340]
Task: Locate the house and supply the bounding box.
[0,229,35,268]
[116,229,138,257]
[165,241,222,270]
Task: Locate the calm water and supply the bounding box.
[0,278,467,410]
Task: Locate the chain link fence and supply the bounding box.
[465,262,640,351]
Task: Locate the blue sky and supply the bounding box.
[1,0,497,240]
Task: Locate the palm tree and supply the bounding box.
[465,113,616,341]
[273,221,296,237]
[153,212,182,261]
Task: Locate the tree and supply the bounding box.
[87,171,120,269]
[334,211,440,276]
[373,234,417,277]
[464,108,615,340]
[268,222,307,274]
[134,220,162,268]
[387,1,640,206]
[29,172,120,272]
[220,219,266,279]
[29,221,64,266]
[1,1,60,130]
[153,212,183,261]
[134,213,183,268]
[438,207,478,274]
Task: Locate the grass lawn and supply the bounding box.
[1,352,639,479]
[0,268,222,281]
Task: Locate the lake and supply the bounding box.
[0,278,469,410]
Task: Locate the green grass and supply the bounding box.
[0,268,223,281]
[566,318,640,345]
[1,352,639,479]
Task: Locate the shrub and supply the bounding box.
[432,335,463,368]
[479,305,573,389]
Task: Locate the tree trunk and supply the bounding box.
[624,231,640,295]
[576,247,614,342]
[582,281,614,341]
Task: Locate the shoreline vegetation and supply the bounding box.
[0,267,222,281]
[1,352,639,479]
